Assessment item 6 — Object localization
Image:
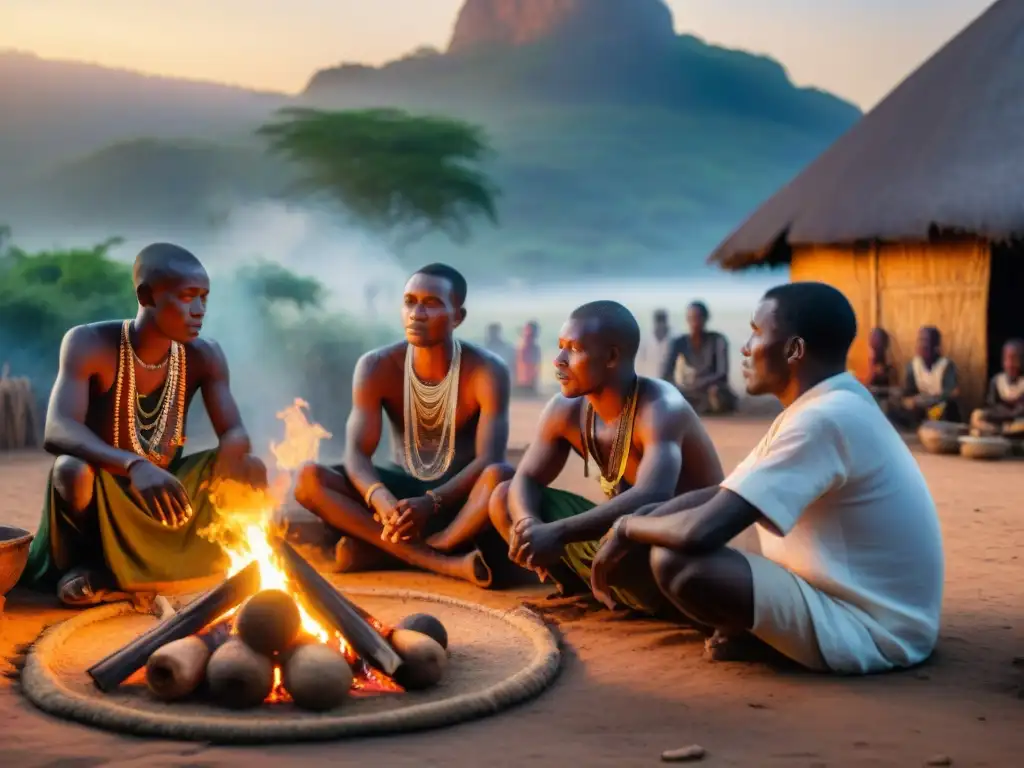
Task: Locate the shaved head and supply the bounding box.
[569,300,641,360]
[133,243,206,290]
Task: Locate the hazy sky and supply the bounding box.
[0,0,994,107]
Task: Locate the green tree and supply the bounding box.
[256,107,500,252]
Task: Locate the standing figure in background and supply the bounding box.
[970,339,1024,436]
[859,327,898,413]
[894,326,961,426]
[484,322,515,371]
[515,321,542,396]
[662,301,737,415]
[637,309,674,381]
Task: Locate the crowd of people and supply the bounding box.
[487,300,742,416]
[859,324,1024,439]
[18,245,974,677]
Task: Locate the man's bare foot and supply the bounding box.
[703,630,779,663]
[462,549,493,588]
[425,529,457,554]
[56,567,130,608]
[332,537,404,573]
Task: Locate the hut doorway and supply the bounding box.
[987,241,1024,378]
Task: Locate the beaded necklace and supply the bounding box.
[581,377,640,498]
[113,320,188,464]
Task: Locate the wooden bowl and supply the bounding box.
[918,422,965,454]
[0,525,33,598]
[958,436,1011,460]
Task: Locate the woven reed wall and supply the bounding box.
[791,240,991,410]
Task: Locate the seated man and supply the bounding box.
[19,243,267,606]
[970,339,1024,437]
[858,327,898,413]
[591,282,944,674]
[489,301,725,613]
[293,264,511,587]
[893,325,961,427]
[662,301,737,415]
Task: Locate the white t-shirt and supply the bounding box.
[721,373,944,672]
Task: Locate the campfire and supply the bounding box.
[85,400,450,711]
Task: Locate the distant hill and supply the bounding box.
[0,0,862,281]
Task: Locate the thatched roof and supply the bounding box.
[710,0,1024,270]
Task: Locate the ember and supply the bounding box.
[86,399,450,711]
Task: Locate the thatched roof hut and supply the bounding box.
[708,0,1024,409]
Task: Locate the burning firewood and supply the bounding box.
[206,638,275,709]
[391,629,448,690]
[272,538,403,676]
[235,589,301,656]
[282,641,354,711]
[144,617,233,701]
[88,561,261,692]
[145,636,211,701]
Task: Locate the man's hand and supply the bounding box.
[127,460,192,527]
[215,451,268,489]
[509,518,565,573]
[386,496,435,542]
[591,517,636,610]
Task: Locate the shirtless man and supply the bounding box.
[19,243,267,606]
[293,264,511,587]
[488,301,724,614]
[590,283,943,673]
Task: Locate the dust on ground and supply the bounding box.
[0,401,1021,767]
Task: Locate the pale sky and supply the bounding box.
[0,0,994,107]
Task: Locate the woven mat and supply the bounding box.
[20,587,561,743]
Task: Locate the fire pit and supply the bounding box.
[19,583,559,742]
[17,401,560,741]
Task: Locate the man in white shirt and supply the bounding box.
[589,282,944,674]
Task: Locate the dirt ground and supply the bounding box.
[1,401,1022,767]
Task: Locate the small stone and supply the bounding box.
[661,744,705,762]
[925,755,952,766]
[1011,656,1024,667]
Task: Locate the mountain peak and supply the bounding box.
[447,0,676,54]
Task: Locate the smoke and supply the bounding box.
[180,201,408,454]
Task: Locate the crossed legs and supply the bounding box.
[293,462,509,587]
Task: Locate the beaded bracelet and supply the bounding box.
[425,489,442,514]
[364,482,385,507]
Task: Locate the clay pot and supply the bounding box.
[206,639,274,709]
[282,642,353,711]
[235,589,302,656]
[395,613,449,650]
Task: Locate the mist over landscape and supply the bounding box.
[0,0,865,446]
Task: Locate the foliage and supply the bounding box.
[256,107,500,251]
[0,230,387,443]
[0,234,135,369]
[237,261,325,310]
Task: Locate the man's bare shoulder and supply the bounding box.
[637,377,702,433]
[539,393,583,435]
[60,321,122,361]
[354,342,406,380]
[459,340,510,380]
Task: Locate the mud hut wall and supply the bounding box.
[790,242,990,410]
[876,241,990,410]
